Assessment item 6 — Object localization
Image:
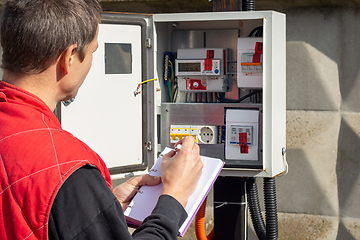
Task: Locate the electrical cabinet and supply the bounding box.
[60,11,286,178]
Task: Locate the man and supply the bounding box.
[0,0,203,239]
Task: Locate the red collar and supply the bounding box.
[0,80,61,127]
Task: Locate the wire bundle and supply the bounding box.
[165,60,177,102]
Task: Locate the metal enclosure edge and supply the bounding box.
[154,11,286,177]
[101,13,156,174]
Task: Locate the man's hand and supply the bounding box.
[113,174,161,211]
[161,136,203,208]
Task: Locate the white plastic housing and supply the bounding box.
[237,37,263,88]
[225,109,259,161]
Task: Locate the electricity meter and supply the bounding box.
[176,48,229,92]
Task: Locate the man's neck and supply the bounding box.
[3,68,59,111]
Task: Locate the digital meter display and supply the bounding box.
[178,62,201,72]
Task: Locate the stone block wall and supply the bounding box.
[257,7,360,240]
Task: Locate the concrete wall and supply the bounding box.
[271,6,360,240]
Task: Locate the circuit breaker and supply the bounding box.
[225,109,259,161]
[237,37,263,88]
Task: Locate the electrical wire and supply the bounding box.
[195,196,214,240]
[167,77,172,102]
[248,26,263,37]
[133,78,157,97]
[171,67,175,102]
[139,78,157,85]
[167,61,172,102]
[264,178,278,240]
[172,84,178,103]
[215,89,262,103]
[247,178,266,240]
[167,60,175,102]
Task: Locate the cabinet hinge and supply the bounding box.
[146,38,152,48]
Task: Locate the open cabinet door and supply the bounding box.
[61,13,153,175]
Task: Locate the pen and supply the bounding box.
[174,144,182,152]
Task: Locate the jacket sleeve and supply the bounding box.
[48,165,187,240]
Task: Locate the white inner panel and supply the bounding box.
[61,23,143,169]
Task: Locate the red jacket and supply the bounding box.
[0,81,112,240]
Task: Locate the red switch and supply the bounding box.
[207,50,215,59]
[204,59,212,71]
[239,132,248,154]
[252,53,261,63]
[253,42,263,64]
[204,50,215,71]
[255,42,263,54]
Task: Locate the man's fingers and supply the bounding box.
[177,136,194,149]
[164,149,176,159]
[137,174,161,187]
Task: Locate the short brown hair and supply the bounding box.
[1,0,102,74]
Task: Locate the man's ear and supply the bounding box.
[58,44,78,75]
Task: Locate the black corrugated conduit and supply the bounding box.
[264,178,278,240]
[247,178,266,240]
[247,177,278,240]
[242,0,255,11]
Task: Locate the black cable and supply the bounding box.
[248,26,263,37]
[264,178,278,240]
[215,89,262,103]
[255,27,263,37]
[246,178,266,240]
[247,177,278,240]
[172,85,178,103]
